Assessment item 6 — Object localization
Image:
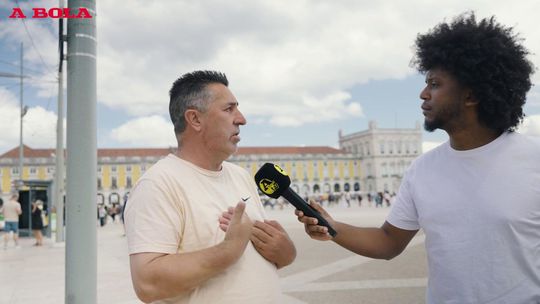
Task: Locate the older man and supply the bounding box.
[125,71,295,303]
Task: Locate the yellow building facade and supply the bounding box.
[1,146,361,205]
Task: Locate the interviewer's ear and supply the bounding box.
[463,89,479,107]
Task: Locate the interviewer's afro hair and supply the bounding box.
[411,12,535,132]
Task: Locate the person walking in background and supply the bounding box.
[296,12,539,303]
[98,204,107,227]
[125,71,295,303]
[31,199,44,246]
[3,194,22,249]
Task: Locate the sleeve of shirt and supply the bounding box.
[124,179,184,255]
[386,167,420,231]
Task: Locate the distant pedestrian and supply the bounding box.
[344,192,351,208]
[31,199,44,246]
[3,194,22,249]
[356,191,363,207]
[98,204,107,227]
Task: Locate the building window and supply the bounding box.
[126,165,132,172]
[111,166,117,173]
[366,142,370,155]
[97,178,102,190]
[389,141,394,154]
[30,167,37,175]
[380,141,385,154]
[97,166,102,173]
[111,177,118,189]
[11,167,19,175]
[126,176,132,188]
[47,167,55,174]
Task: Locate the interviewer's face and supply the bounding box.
[419,68,467,132]
[199,83,247,157]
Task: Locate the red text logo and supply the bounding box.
[8,7,93,19]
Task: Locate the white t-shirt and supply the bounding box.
[3,199,22,221]
[125,154,280,304]
[387,132,540,304]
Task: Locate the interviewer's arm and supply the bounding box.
[297,201,417,260]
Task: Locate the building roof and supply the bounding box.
[0,145,345,160]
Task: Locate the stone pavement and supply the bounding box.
[0,205,427,304]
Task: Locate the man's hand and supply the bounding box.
[251,220,296,268]
[295,201,336,241]
[219,206,235,232]
[219,208,296,268]
[222,202,253,254]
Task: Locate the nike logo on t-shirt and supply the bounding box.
[241,196,250,202]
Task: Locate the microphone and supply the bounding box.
[254,163,337,237]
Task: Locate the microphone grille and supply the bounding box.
[254,163,291,199]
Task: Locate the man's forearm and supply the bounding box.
[131,239,245,303]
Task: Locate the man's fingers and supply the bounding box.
[253,220,280,235]
[219,224,228,232]
[221,210,233,220]
[232,201,246,221]
[218,216,229,225]
[252,223,273,243]
[264,220,284,231]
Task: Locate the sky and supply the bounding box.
[1,0,539,156]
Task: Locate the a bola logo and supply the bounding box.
[259,178,279,195]
[274,164,288,176]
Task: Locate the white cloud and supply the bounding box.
[109,115,177,147]
[0,87,61,153]
[2,0,540,150]
[91,0,540,126]
[0,88,20,150]
[517,115,540,137]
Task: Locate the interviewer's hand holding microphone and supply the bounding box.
[254,163,338,238]
[295,201,337,241]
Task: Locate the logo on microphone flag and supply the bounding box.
[259,178,279,195]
